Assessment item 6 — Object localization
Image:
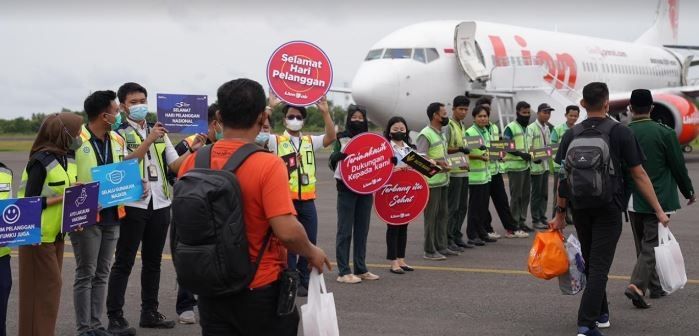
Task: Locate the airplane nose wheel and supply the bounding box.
[683,145,693,153]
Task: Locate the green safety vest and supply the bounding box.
[276,133,317,200]
[117,124,171,199]
[0,164,12,257]
[503,121,530,172]
[465,125,491,185]
[418,126,449,187]
[526,122,550,175]
[447,119,468,175]
[488,122,503,176]
[18,153,77,243]
[551,123,569,172]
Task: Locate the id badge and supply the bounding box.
[300,173,310,186]
[147,164,159,182]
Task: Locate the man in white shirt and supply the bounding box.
[107,82,200,334]
[527,103,554,230]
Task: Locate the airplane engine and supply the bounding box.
[652,94,699,149]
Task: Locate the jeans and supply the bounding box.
[198,282,299,336]
[466,183,490,240]
[629,212,663,294]
[287,200,318,288]
[572,207,623,329]
[423,186,449,254]
[386,225,408,260]
[107,203,171,318]
[70,224,120,332]
[508,169,531,229]
[484,174,518,232]
[176,286,198,315]
[446,176,469,243]
[335,181,373,276]
[0,256,10,336]
[530,171,550,225]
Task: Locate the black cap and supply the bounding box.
[537,103,554,112]
[630,89,653,107]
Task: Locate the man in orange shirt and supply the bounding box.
[178,78,330,335]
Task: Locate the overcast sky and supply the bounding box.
[1,0,697,119]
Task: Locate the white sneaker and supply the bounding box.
[178,310,197,324]
[357,272,380,280]
[488,232,502,239]
[336,274,362,284]
[514,230,530,238]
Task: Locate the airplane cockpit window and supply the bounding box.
[365,49,384,61]
[426,48,439,63]
[413,48,426,63]
[383,48,412,59]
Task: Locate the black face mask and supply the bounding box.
[390,132,407,142]
[517,114,530,125]
[440,116,449,127]
[348,120,367,135]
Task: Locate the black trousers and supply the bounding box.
[386,224,408,260]
[572,207,622,329]
[198,282,299,336]
[484,174,518,232]
[629,212,663,294]
[176,285,197,315]
[466,183,490,240]
[107,203,171,317]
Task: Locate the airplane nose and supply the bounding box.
[351,61,399,127]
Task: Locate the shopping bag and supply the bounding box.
[654,224,687,294]
[558,234,586,295]
[528,229,569,280]
[301,269,340,336]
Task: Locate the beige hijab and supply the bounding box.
[30,112,83,157]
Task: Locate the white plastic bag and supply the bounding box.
[558,234,586,295]
[301,269,340,336]
[654,224,687,294]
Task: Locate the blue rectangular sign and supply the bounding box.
[156,93,208,134]
[0,197,42,247]
[62,182,100,233]
[91,160,143,208]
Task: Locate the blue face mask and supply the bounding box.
[128,104,149,121]
[255,132,270,146]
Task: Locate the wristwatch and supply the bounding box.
[555,205,567,214]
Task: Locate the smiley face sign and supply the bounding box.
[0,197,42,247]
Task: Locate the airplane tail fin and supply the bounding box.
[635,0,679,45]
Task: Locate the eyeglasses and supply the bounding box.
[286,115,304,121]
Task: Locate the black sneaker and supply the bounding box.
[107,316,137,336]
[520,226,534,233]
[454,239,474,248]
[533,222,549,230]
[468,239,486,246]
[93,327,114,336]
[140,311,176,329]
[480,236,497,243]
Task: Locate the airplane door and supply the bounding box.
[454,22,489,82]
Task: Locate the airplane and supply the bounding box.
[347,0,699,151]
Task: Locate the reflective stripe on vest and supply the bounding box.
[551,123,569,171]
[118,126,170,199]
[465,125,491,185]
[276,134,317,200]
[0,167,11,257]
[18,156,76,243]
[504,122,530,172]
[447,119,468,174]
[419,126,448,187]
[527,122,549,175]
[488,123,503,175]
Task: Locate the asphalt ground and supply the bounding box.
[1,150,698,336]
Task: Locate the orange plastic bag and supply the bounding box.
[528,229,569,280]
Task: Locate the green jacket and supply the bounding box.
[628,118,694,213]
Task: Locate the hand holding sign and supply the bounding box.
[157,94,208,134]
[62,182,99,233]
[339,133,394,194]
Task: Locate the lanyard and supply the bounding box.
[536,122,549,146]
[90,137,110,165]
[133,126,153,161]
[291,136,306,174]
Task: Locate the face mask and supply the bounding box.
[106,112,122,131]
[440,116,449,127]
[213,122,223,141]
[255,132,270,146]
[517,114,530,125]
[69,136,83,151]
[348,120,366,135]
[390,132,407,142]
[286,119,304,132]
[128,104,149,121]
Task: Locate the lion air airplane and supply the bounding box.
[347,0,699,150]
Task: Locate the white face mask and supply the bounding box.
[286,119,304,132]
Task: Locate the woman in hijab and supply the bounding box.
[329,105,380,284]
[17,112,82,336]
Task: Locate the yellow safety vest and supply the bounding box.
[418,126,449,187]
[276,133,317,201]
[447,119,468,175]
[488,122,503,175]
[526,122,550,175]
[117,124,171,199]
[465,125,491,185]
[0,165,12,257]
[504,121,530,172]
[76,125,127,219]
[18,152,77,243]
[551,123,569,172]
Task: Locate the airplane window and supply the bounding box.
[365,49,384,61]
[426,48,440,63]
[383,48,412,59]
[413,48,426,63]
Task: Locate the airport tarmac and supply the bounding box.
[1,150,698,336]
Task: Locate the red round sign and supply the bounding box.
[266,41,333,106]
[339,133,394,194]
[374,169,430,225]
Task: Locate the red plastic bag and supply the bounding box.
[528,229,569,280]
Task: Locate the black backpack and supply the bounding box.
[564,118,619,209]
[171,143,271,297]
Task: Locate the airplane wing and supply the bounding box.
[329,87,352,94]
